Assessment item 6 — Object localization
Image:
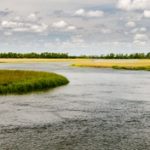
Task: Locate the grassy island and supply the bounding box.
[0,70,69,95]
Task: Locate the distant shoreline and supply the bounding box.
[0,58,150,71]
[0,58,81,63]
[0,52,150,59]
[72,59,150,71]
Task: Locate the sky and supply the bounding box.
[0,0,150,55]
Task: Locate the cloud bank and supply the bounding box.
[0,0,149,54]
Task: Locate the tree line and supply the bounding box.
[0,52,69,58]
[75,52,150,59]
[0,52,150,59]
[87,52,150,59]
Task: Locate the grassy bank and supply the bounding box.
[0,70,69,95]
[1,58,150,71]
[72,59,150,71]
[0,58,85,63]
[112,66,150,71]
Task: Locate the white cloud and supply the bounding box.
[27,13,37,21]
[117,0,131,11]
[133,40,146,45]
[74,9,85,16]
[1,20,19,28]
[126,21,136,28]
[0,0,150,53]
[131,27,147,33]
[140,27,147,32]
[87,10,104,17]
[1,20,48,33]
[30,23,48,32]
[74,9,104,17]
[44,35,85,50]
[52,20,68,28]
[66,26,76,31]
[144,10,150,18]
[117,0,150,11]
[134,33,149,41]
[133,32,148,46]
[52,20,76,31]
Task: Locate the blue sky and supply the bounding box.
[0,0,150,55]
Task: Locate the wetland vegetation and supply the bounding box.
[0,52,150,59]
[72,59,150,71]
[0,52,150,71]
[0,70,69,95]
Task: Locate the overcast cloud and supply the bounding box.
[0,0,149,55]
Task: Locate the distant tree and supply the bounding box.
[0,52,149,59]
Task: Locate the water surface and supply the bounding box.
[0,62,150,150]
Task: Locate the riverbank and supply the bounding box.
[0,58,150,71]
[0,58,84,63]
[72,59,150,71]
[0,70,69,94]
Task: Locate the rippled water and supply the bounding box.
[0,62,150,150]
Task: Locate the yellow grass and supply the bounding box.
[0,58,85,63]
[0,58,150,71]
[72,59,150,71]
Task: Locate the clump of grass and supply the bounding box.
[112,66,150,71]
[0,70,69,95]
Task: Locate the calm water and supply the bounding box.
[0,63,150,150]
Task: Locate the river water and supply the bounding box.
[0,62,150,150]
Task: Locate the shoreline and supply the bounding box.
[0,58,150,71]
[72,59,150,71]
[0,58,84,63]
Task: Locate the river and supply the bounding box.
[0,62,150,150]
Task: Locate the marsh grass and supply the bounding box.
[112,66,150,71]
[72,59,150,71]
[0,58,84,63]
[0,70,69,95]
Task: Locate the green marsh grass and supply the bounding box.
[0,70,69,95]
[112,66,150,71]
